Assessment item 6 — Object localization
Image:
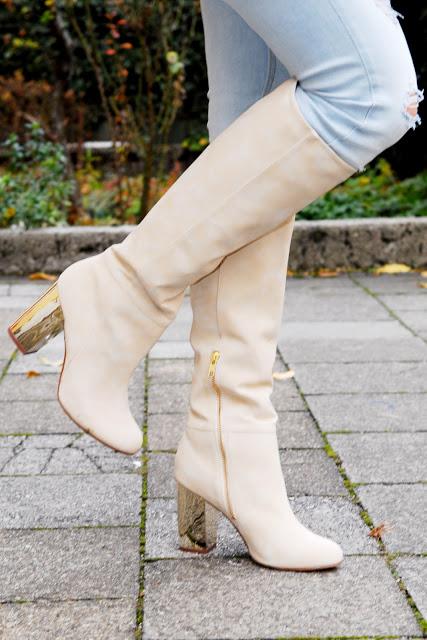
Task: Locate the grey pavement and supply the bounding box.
[0,272,426,639]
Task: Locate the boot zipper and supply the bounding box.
[208,350,236,519]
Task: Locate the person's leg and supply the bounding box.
[175,1,422,569]
[221,0,423,170]
[178,0,306,557]
[9,1,419,465]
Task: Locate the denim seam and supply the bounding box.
[324,0,378,169]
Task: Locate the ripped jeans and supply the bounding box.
[200,0,423,171]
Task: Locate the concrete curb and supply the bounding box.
[0,217,426,275]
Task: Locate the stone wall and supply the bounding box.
[0,217,426,275]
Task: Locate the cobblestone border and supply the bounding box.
[0,217,426,275]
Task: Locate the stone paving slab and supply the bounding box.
[286,274,358,293]
[145,496,378,559]
[143,556,420,639]
[7,333,65,374]
[394,556,427,620]
[397,310,427,332]
[291,362,427,394]
[147,413,186,450]
[357,485,426,553]
[0,433,139,475]
[351,273,427,294]
[0,444,138,476]
[0,474,141,528]
[147,450,346,499]
[279,449,347,496]
[147,383,191,414]
[280,336,427,363]
[276,411,324,448]
[9,282,51,296]
[149,341,193,359]
[0,295,36,309]
[147,410,321,451]
[0,309,20,358]
[282,290,392,321]
[305,393,427,432]
[328,433,426,483]
[158,320,191,342]
[148,358,194,384]
[0,599,137,640]
[0,367,145,426]
[0,527,139,601]
[1,447,51,474]
[280,320,412,341]
[380,293,427,311]
[0,400,80,435]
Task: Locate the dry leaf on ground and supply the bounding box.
[26,370,40,377]
[38,356,63,368]
[368,521,393,537]
[317,268,339,277]
[28,272,57,281]
[372,263,412,275]
[273,370,295,380]
[418,282,427,289]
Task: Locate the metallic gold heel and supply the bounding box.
[177,482,219,553]
[8,282,64,354]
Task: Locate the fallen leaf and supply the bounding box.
[373,263,412,275]
[28,272,57,281]
[317,269,339,277]
[420,270,427,278]
[273,370,295,380]
[368,521,393,538]
[38,356,63,368]
[419,282,427,289]
[26,370,40,377]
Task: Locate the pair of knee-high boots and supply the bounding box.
[8,78,356,570]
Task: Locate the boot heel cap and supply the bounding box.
[177,482,218,554]
[7,282,64,354]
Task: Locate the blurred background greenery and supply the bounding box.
[0,0,425,228]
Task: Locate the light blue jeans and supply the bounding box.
[200,0,423,171]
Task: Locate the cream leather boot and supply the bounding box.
[175,216,344,570]
[8,78,355,455]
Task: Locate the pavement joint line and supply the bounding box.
[38,447,56,474]
[348,272,427,347]
[144,552,392,562]
[1,524,139,532]
[0,349,18,383]
[0,472,141,478]
[302,391,427,397]
[0,596,134,605]
[323,430,427,434]
[352,481,427,486]
[135,354,149,640]
[276,346,427,635]
[145,446,339,453]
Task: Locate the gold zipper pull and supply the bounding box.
[208,350,220,378]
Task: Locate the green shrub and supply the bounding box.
[301,159,427,220]
[0,122,74,228]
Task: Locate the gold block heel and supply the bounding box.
[8,282,64,354]
[177,482,219,554]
